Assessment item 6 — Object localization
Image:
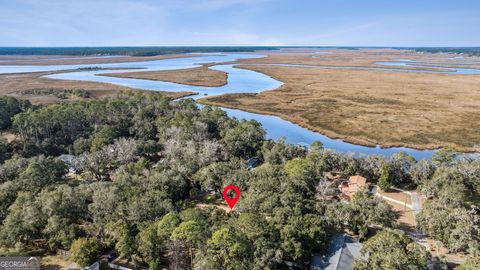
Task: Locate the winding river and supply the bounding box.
[2,54,480,159]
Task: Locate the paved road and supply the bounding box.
[411,191,421,226]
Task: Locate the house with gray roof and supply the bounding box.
[311,234,364,270]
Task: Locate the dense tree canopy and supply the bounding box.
[354,229,431,270]
[0,139,11,164]
[378,164,393,190]
[456,256,480,270]
[0,93,478,269]
[0,96,31,130]
[327,191,399,238]
[70,237,101,267]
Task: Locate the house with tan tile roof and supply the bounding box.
[339,175,367,199]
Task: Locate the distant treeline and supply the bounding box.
[0,46,382,56]
[2,46,479,57]
[0,46,279,56]
[401,47,480,56]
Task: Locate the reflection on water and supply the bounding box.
[3,54,478,159]
[219,107,436,159]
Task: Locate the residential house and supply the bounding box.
[311,234,364,270]
[339,175,367,199]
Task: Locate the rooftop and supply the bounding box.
[311,234,363,270]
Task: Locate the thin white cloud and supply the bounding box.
[0,0,479,46]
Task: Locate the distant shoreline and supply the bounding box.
[0,46,479,57]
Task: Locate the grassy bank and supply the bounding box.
[199,63,480,152]
[102,63,228,87]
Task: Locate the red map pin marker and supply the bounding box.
[222,184,240,209]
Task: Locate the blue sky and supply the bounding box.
[1,0,479,46]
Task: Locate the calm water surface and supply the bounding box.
[3,54,479,159]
